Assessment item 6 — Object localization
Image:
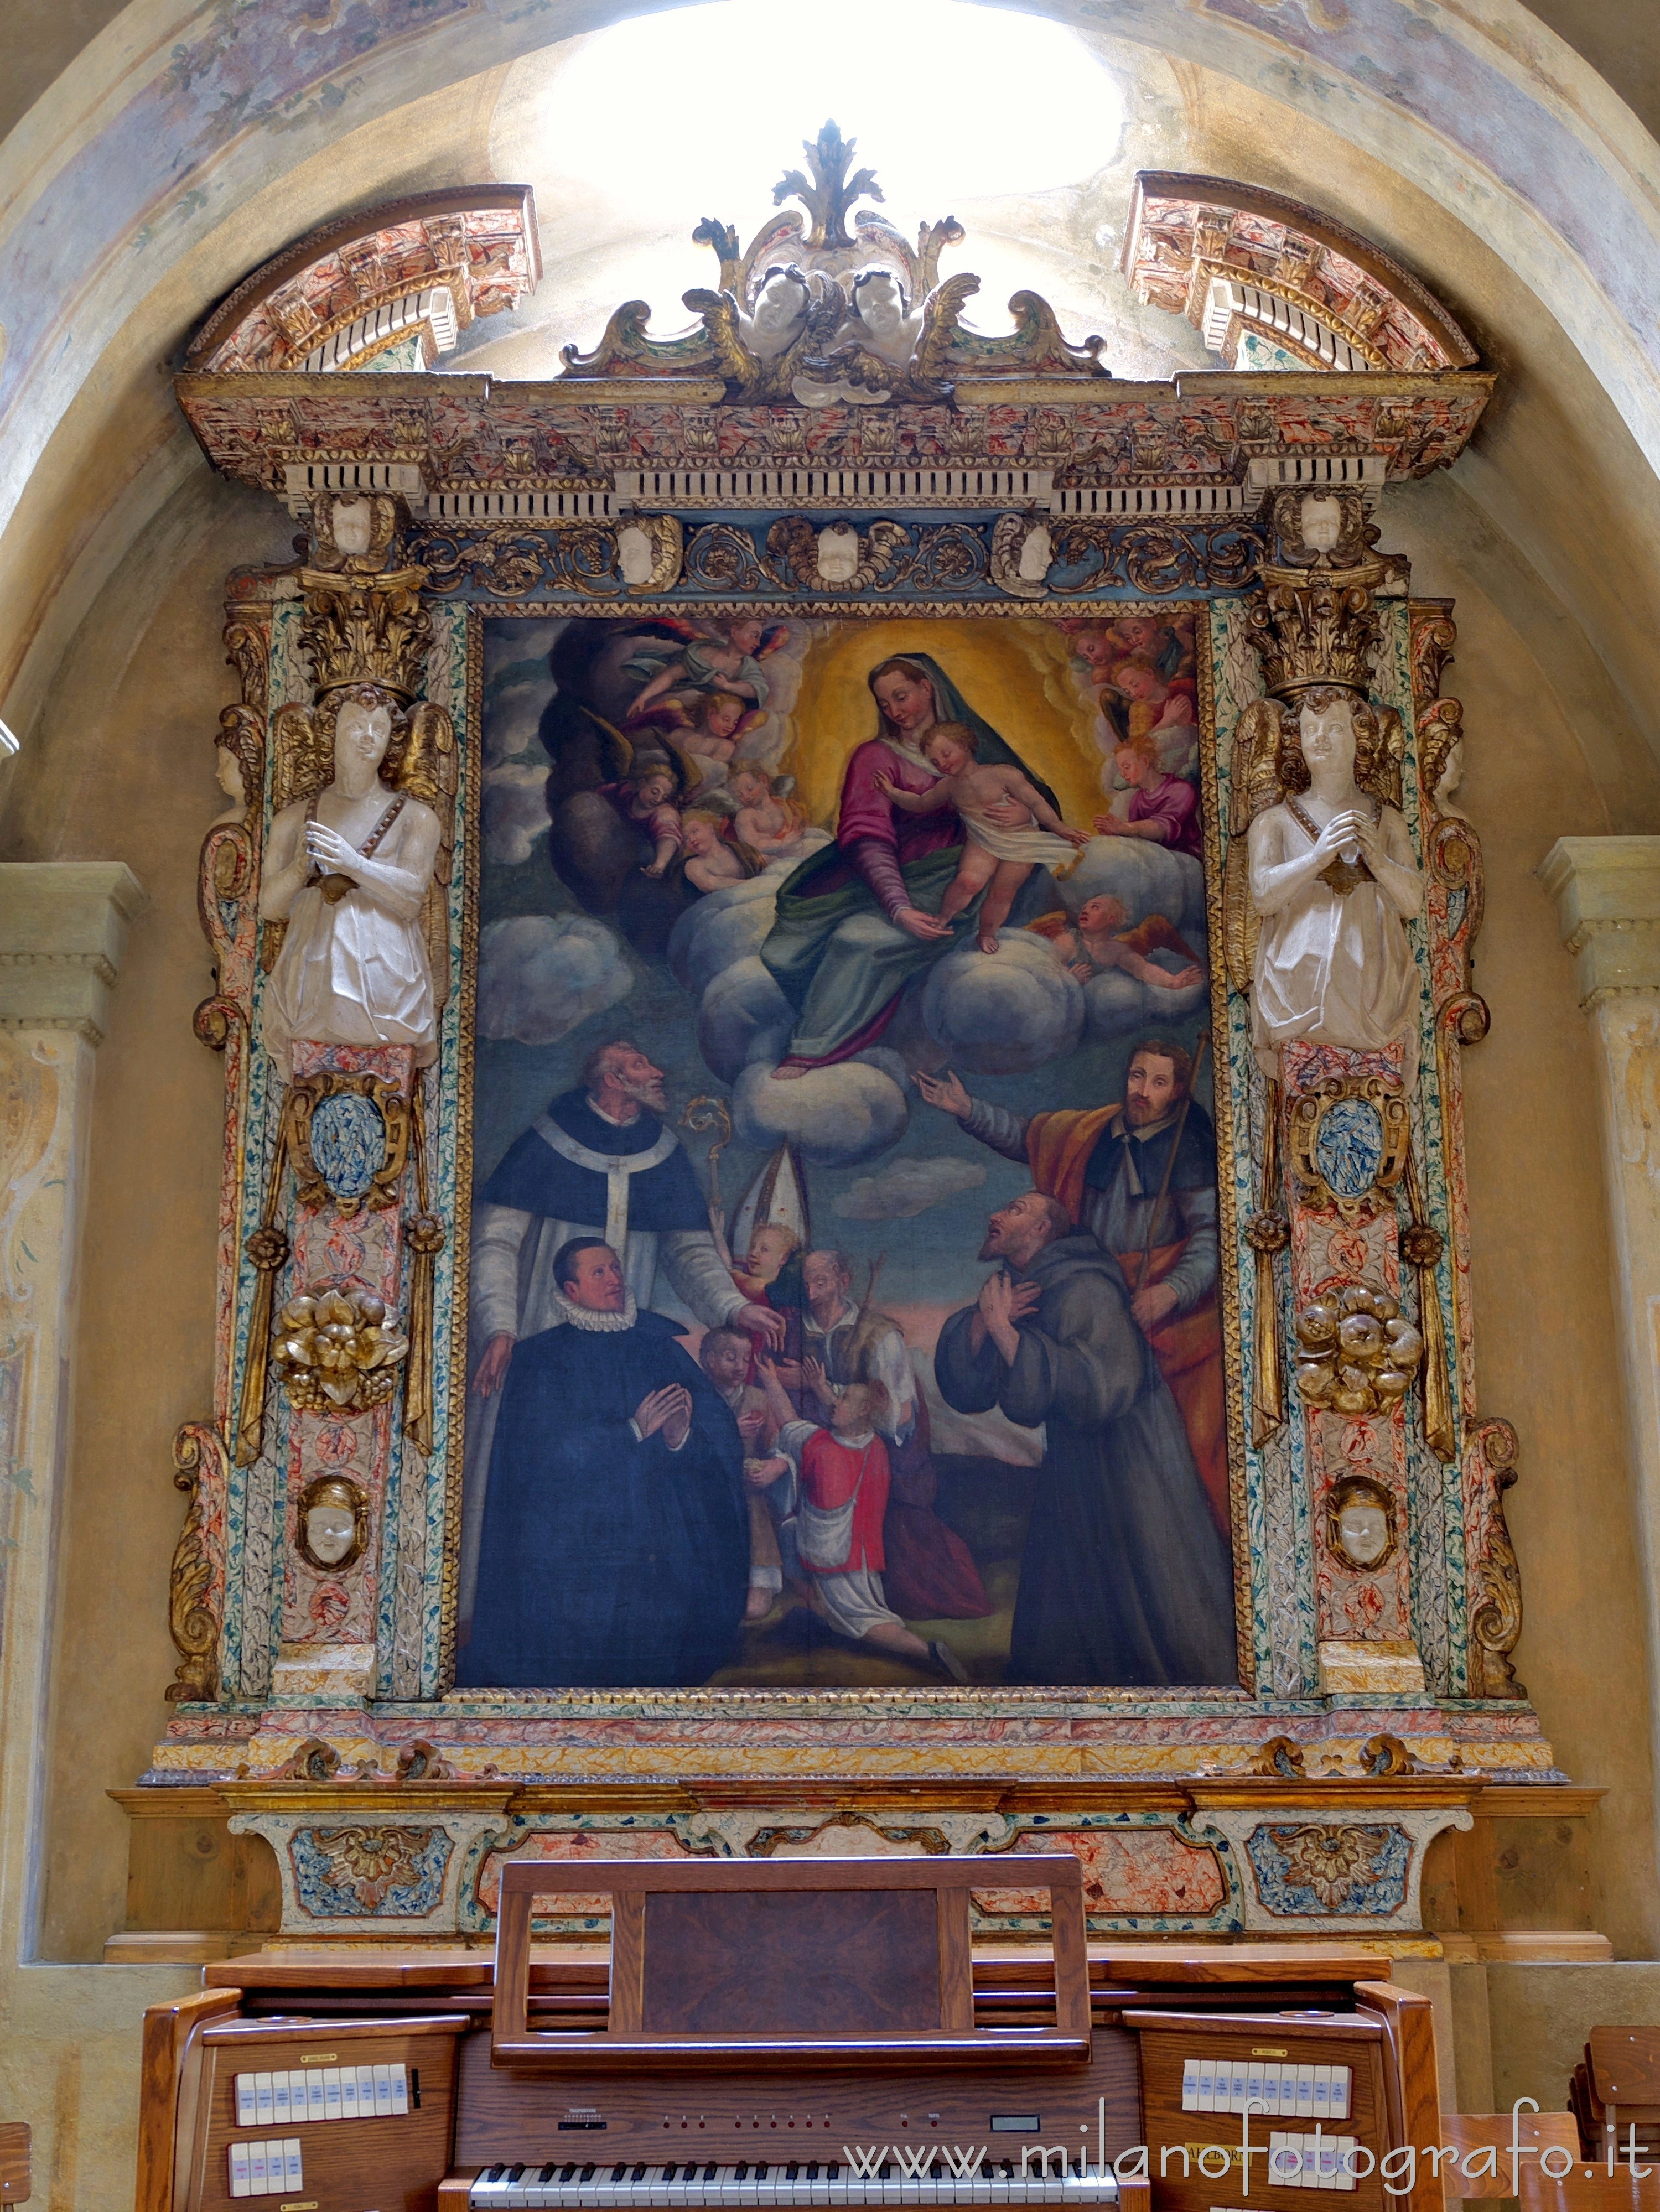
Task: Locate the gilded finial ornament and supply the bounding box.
[773,121,883,250]
[557,121,1106,400]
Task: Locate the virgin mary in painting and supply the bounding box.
[761,654,1060,1074]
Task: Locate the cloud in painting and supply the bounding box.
[920,931,1085,1074]
[732,1057,909,1169]
[478,914,632,1047]
[1059,837,1206,933]
[696,957,796,1083]
[483,761,552,865]
[1083,963,1208,1041]
[834,1156,987,1221]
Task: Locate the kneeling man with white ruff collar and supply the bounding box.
[456,1238,749,1690]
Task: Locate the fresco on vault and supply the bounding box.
[455,612,1237,1693]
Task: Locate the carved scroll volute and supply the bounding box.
[1469,1417,1525,1697]
[167,1424,228,1702]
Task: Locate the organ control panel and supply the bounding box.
[137,1858,1445,2212]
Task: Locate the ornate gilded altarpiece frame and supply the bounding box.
[143,144,1554,1944]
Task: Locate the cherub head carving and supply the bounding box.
[745,264,812,356]
[851,266,909,340]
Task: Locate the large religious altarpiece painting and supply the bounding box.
[131,138,1568,1946]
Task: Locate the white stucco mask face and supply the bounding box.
[332,497,375,556]
[1336,1500,1390,1569]
[616,523,655,586]
[1300,494,1343,554]
[1018,523,1054,581]
[304,1504,358,1567]
[216,749,245,805]
[816,524,860,582]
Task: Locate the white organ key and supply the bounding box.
[391,2062,409,2116]
[374,2062,393,2117]
[247,2141,268,2196]
[254,2073,274,2127]
[1295,2066,1315,2122]
[1246,2055,1265,2113]
[235,2075,257,2129]
[1313,2066,1331,2122]
[1182,2055,1200,2111]
[1331,2066,1351,2121]
[305,2069,325,2121]
[272,2074,290,2126]
[283,2140,303,2191]
[340,2066,359,2120]
[323,2068,343,2120]
[229,2141,252,2198]
[358,2063,377,2115]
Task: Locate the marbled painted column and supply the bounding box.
[1543,838,1660,1863]
[0,863,145,1957]
[1279,1040,1429,1697]
[268,1041,418,1704]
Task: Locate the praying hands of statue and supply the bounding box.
[972,1270,1042,1362]
[634,1383,693,1449]
[305,820,364,877]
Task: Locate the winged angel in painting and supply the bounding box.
[259,683,456,1067]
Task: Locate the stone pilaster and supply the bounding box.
[1543,836,1660,1871]
[0,863,145,1959]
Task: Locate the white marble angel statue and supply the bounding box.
[259,682,454,1068]
[1230,683,1423,1084]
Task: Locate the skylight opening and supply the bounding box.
[540,0,1125,220]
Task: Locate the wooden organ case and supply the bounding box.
[138,1858,1446,2212]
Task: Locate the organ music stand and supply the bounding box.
[490,1855,1090,2069]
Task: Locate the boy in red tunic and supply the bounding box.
[748,1370,968,1682]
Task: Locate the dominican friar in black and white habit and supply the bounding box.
[456,1039,785,1647]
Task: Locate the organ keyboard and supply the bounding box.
[138,1857,1446,2212]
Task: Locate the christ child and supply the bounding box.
[874,721,1088,954]
[699,1326,780,1621]
[619,766,683,877]
[729,765,807,855]
[748,1368,968,1681]
[679,807,755,892]
[1032,893,1205,989]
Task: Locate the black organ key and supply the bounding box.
[805,2164,819,2181]
[785,2165,799,2180]
[704,2163,718,2180]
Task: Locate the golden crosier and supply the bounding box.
[272,1285,409,1414]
